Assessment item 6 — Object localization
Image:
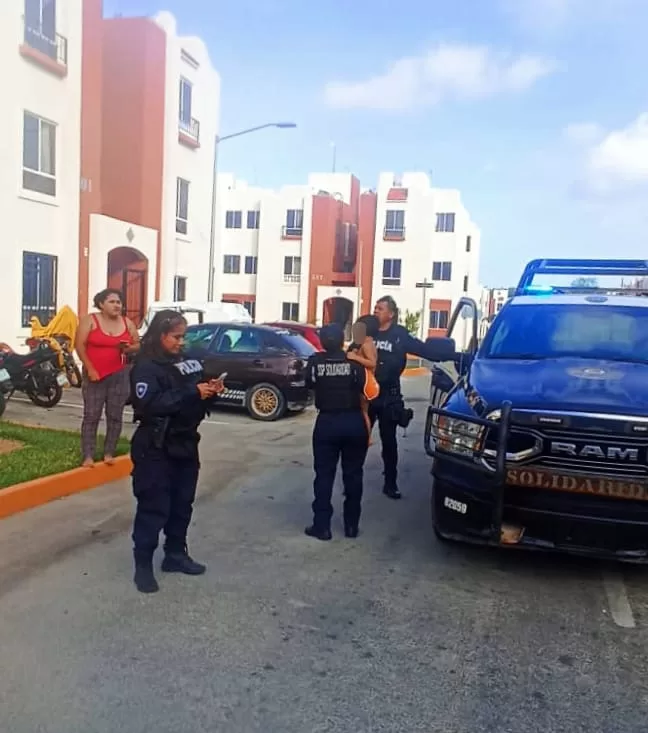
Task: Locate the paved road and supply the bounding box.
[2,377,648,732]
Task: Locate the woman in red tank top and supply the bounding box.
[75,288,140,467]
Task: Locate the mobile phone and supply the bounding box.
[216,372,228,381]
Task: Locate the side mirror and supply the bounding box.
[424,336,457,362]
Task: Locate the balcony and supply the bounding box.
[19,17,68,78]
[178,117,201,149]
[281,226,302,240]
[383,226,406,241]
[283,274,301,284]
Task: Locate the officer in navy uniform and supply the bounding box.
[128,310,224,593]
[305,323,371,541]
[371,295,437,499]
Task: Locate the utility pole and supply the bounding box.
[415,278,435,341]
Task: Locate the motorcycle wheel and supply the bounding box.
[28,383,63,408]
[67,361,82,388]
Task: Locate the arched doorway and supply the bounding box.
[323,297,354,340]
[107,247,148,326]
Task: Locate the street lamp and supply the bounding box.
[207,122,297,301]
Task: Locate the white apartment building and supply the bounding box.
[371,173,481,342]
[154,11,220,305]
[0,0,82,348]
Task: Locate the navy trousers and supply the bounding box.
[312,410,368,530]
[368,394,399,486]
[131,428,200,560]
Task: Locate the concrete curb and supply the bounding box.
[402,367,430,377]
[0,455,133,520]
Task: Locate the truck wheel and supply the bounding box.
[245,383,287,422]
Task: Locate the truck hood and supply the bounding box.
[469,356,648,415]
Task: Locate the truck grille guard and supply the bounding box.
[424,401,513,542]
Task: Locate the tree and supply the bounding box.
[400,309,421,336]
[570,277,598,288]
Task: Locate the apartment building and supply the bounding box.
[215,172,481,345]
[0,0,83,347]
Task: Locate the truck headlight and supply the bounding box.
[432,414,485,456]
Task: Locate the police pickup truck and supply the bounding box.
[424,259,648,562]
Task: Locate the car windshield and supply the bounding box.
[184,326,216,349]
[274,330,316,356]
[481,303,648,363]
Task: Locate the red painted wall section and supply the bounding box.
[358,191,377,315]
[307,194,338,322]
[101,18,166,298]
[77,0,104,316]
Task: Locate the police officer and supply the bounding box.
[305,323,374,540]
[129,310,224,593]
[371,295,436,500]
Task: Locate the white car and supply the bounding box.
[139,301,252,336]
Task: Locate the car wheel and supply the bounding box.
[245,383,287,422]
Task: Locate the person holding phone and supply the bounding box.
[75,288,140,467]
[128,310,225,594]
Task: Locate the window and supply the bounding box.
[214,327,262,354]
[223,255,241,274]
[173,276,187,301]
[247,210,260,229]
[175,178,189,235]
[24,0,58,59]
[282,302,299,321]
[243,300,256,321]
[22,252,57,327]
[463,275,469,293]
[436,213,455,233]
[466,235,472,252]
[244,256,257,274]
[184,325,219,350]
[225,210,242,229]
[284,256,301,281]
[382,258,402,286]
[385,209,405,232]
[179,78,192,128]
[432,261,452,281]
[23,112,56,196]
[285,209,303,236]
[429,310,449,330]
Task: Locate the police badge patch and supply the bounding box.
[135,382,148,399]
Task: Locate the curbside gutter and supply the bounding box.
[0,455,133,520]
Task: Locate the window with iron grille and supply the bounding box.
[244,256,257,274]
[24,0,58,61]
[223,255,241,274]
[23,112,56,196]
[385,209,405,233]
[382,258,402,286]
[432,261,452,281]
[247,210,260,229]
[435,212,455,233]
[429,310,449,330]
[175,178,189,234]
[179,78,192,129]
[225,210,242,229]
[22,251,57,327]
[285,209,303,235]
[282,302,299,321]
[173,275,187,301]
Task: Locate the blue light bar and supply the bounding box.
[515,258,648,295]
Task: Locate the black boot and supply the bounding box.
[161,549,206,575]
[304,525,332,541]
[344,524,359,539]
[133,554,159,594]
[383,482,402,500]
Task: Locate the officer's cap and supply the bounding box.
[320,323,345,351]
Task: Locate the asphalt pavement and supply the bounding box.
[1,376,648,732]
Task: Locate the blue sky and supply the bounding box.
[105,0,648,286]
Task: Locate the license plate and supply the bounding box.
[507,467,648,501]
[444,496,467,514]
[56,372,69,387]
[0,368,9,383]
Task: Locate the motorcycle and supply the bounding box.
[26,334,82,388]
[0,341,68,408]
[28,305,82,388]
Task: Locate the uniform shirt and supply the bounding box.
[306,350,366,412]
[373,324,435,387]
[130,353,208,436]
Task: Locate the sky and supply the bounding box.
[104,0,648,287]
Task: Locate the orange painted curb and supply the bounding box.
[0,455,133,520]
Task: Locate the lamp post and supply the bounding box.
[207,122,297,301]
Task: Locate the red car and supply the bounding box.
[264,322,322,350]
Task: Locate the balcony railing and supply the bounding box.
[383,226,406,241]
[21,16,68,75]
[178,117,201,147]
[283,274,301,283]
[281,225,303,239]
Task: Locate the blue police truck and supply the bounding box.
[424,259,648,562]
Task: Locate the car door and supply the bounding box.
[430,297,478,407]
[206,326,268,405]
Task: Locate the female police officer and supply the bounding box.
[371,295,437,500]
[129,310,224,593]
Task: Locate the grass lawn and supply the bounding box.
[0,422,130,490]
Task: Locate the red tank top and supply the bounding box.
[86,315,130,380]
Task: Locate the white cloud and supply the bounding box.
[502,0,645,34]
[563,122,604,145]
[323,43,558,111]
[585,113,648,193]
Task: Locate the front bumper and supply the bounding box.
[424,403,648,563]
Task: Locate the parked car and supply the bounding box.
[263,321,322,350]
[184,322,316,421]
[140,301,252,336]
